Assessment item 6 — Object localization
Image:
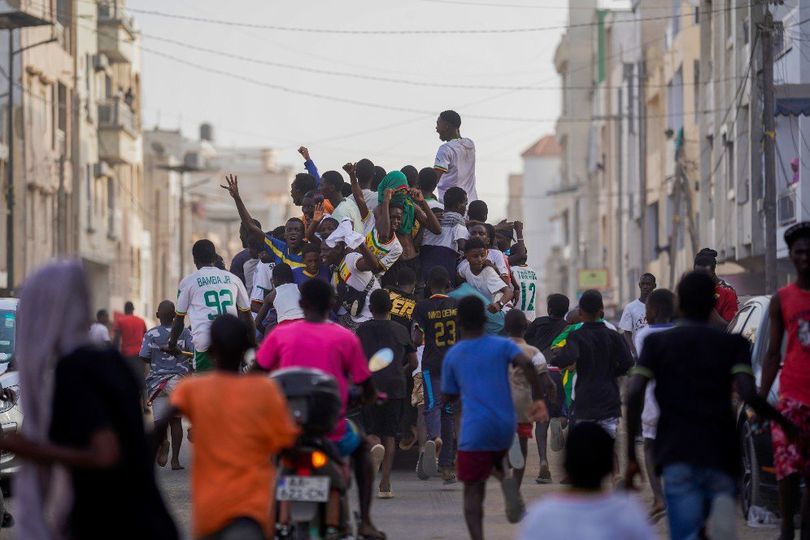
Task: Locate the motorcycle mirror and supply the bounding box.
[368,347,394,372]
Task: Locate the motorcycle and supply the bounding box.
[272,349,393,540]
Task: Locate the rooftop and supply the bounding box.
[521,135,562,158]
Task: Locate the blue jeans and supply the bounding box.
[422,369,456,468]
[662,463,737,540]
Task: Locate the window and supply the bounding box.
[647,202,659,262]
[86,165,93,231]
[57,83,67,133]
[725,137,735,200]
[107,177,115,237]
[693,60,700,122]
[672,0,681,36]
[667,67,684,134]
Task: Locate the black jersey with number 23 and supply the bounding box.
[413,295,459,376]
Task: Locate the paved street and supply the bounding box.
[148,429,776,540]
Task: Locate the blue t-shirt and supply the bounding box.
[441,335,522,451]
[292,265,331,286]
[448,283,504,335]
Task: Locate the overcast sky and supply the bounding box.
[132,0,582,219]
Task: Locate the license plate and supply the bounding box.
[276,475,330,502]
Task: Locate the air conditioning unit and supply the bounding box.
[93,54,109,72]
[94,162,112,178]
[183,151,205,171]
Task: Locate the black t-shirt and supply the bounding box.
[638,324,752,476]
[412,295,459,376]
[552,322,633,420]
[49,345,178,540]
[388,287,417,331]
[356,320,415,399]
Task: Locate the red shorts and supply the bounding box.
[457,450,507,483]
[517,423,533,439]
[771,397,810,480]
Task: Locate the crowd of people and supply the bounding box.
[0,108,808,540]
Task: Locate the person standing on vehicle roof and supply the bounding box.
[759,221,810,540]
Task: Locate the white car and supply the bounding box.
[0,298,21,487]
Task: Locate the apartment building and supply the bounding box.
[0,0,76,293]
[73,0,147,315]
[143,123,298,293]
[699,0,810,292]
[552,0,598,301]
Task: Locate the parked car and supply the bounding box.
[0,298,21,489]
[728,296,781,516]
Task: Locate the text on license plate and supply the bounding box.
[276,476,330,502]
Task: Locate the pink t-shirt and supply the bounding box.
[256,320,371,439]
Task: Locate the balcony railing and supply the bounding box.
[0,0,53,29]
[98,98,135,135]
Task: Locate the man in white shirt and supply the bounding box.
[619,272,656,358]
[434,110,477,202]
[167,239,254,372]
[321,170,363,234]
[89,309,111,344]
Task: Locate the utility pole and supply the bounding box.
[762,9,777,292]
[5,28,13,293]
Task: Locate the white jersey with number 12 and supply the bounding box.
[512,265,539,322]
[176,266,251,352]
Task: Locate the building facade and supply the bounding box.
[550,0,809,310]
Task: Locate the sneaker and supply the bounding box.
[416,452,430,480]
[535,463,552,484]
[549,417,565,452]
[370,444,385,474]
[422,440,439,477]
[440,468,457,485]
[508,434,524,469]
[501,473,526,524]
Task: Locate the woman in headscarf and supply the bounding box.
[1,261,177,540]
[376,171,441,292]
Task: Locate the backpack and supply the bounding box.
[336,275,377,318]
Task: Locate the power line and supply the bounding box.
[125,4,752,36]
[142,32,748,93]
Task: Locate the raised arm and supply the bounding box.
[411,189,441,234]
[221,174,264,244]
[374,189,394,244]
[344,162,369,220]
[298,146,321,184]
[507,221,527,266]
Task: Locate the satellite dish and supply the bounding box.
[369,348,394,373]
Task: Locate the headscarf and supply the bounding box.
[15,260,92,540]
[376,171,416,234]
